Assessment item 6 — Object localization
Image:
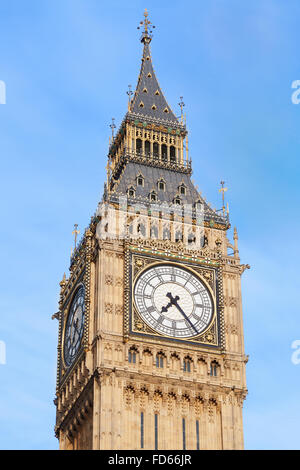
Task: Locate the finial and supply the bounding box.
[178,96,185,123]
[126,85,133,111]
[233,226,239,258]
[59,272,67,288]
[72,224,80,252]
[110,118,116,142]
[219,181,228,216]
[106,159,112,193]
[137,9,155,44]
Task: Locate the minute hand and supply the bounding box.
[167,293,198,334]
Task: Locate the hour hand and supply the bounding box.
[161,293,180,313]
[166,293,180,305]
[161,302,172,313]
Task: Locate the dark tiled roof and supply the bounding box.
[109,162,225,224]
[114,162,197,203]
[130,43,178,124]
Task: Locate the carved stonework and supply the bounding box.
[55,13,248,449]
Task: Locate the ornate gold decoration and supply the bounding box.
[126,249,220,348]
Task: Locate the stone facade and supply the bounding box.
[53,10,249,450]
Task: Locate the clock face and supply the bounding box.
[134,264,214,339]
[63,285,85,367]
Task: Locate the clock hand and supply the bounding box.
[161,302,172,313]
[166,292,198,335]
[70,318,80,344]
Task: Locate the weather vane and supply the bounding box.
[137,9,155,43]
[219,181,228,216]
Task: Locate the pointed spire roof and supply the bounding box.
[130,10,178,124]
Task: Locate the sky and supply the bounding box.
[0,0,300,450]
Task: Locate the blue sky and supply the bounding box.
[0,0,300,450]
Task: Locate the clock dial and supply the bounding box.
[134,264,213,338]
[63,285,85,367]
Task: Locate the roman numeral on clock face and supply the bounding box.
[134,264,213,339]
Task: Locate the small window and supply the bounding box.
[137,224,145,236]
[150,192,157,202]
[148,73,152,78]
[179,184,186,195]
[183,358,191,373]
[143,88,148,93]
[139,101,144,108]
[188,234,196,244]
[210,362,218,377]
[170,146,176,162]
[152,104,157,110]
[175,231,183,242]
[137,176,144,186]
[128,350,136,363]
[163,228,170,240]
[128,187,135,198]
[155,90,160,96]
[156,354,164,368]
[164,107,169,113]
[158,180,165,191]
[175,197,181,205]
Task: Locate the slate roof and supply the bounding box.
[130,42,178,124]
[108,162,226,224]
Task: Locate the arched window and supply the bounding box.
[145,140,150,155]
[150,191,157,202]
[170,146,176,162]
[200,235,208,248]
[150,225,158,239]
[156,353,164,368]
[158,179,165,191]
[137,174,144,187]
[153,142,159,158]
[137,223,145,236]
[175,230,183,243]
[163,227,170,240]
[183,357,192,372]
[210,361,219,377]
[179,184,186,195]
[128,187,135,198]
[188,233,196,244]
[136,138,142,154]
[128,348,137,364]
[162,144,167,160]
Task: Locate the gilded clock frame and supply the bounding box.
[125,249,223,348]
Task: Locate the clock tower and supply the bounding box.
[53,10,249,450]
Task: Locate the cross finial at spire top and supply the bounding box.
[137,9,155,44]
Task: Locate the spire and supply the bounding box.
[130,10,179,124]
